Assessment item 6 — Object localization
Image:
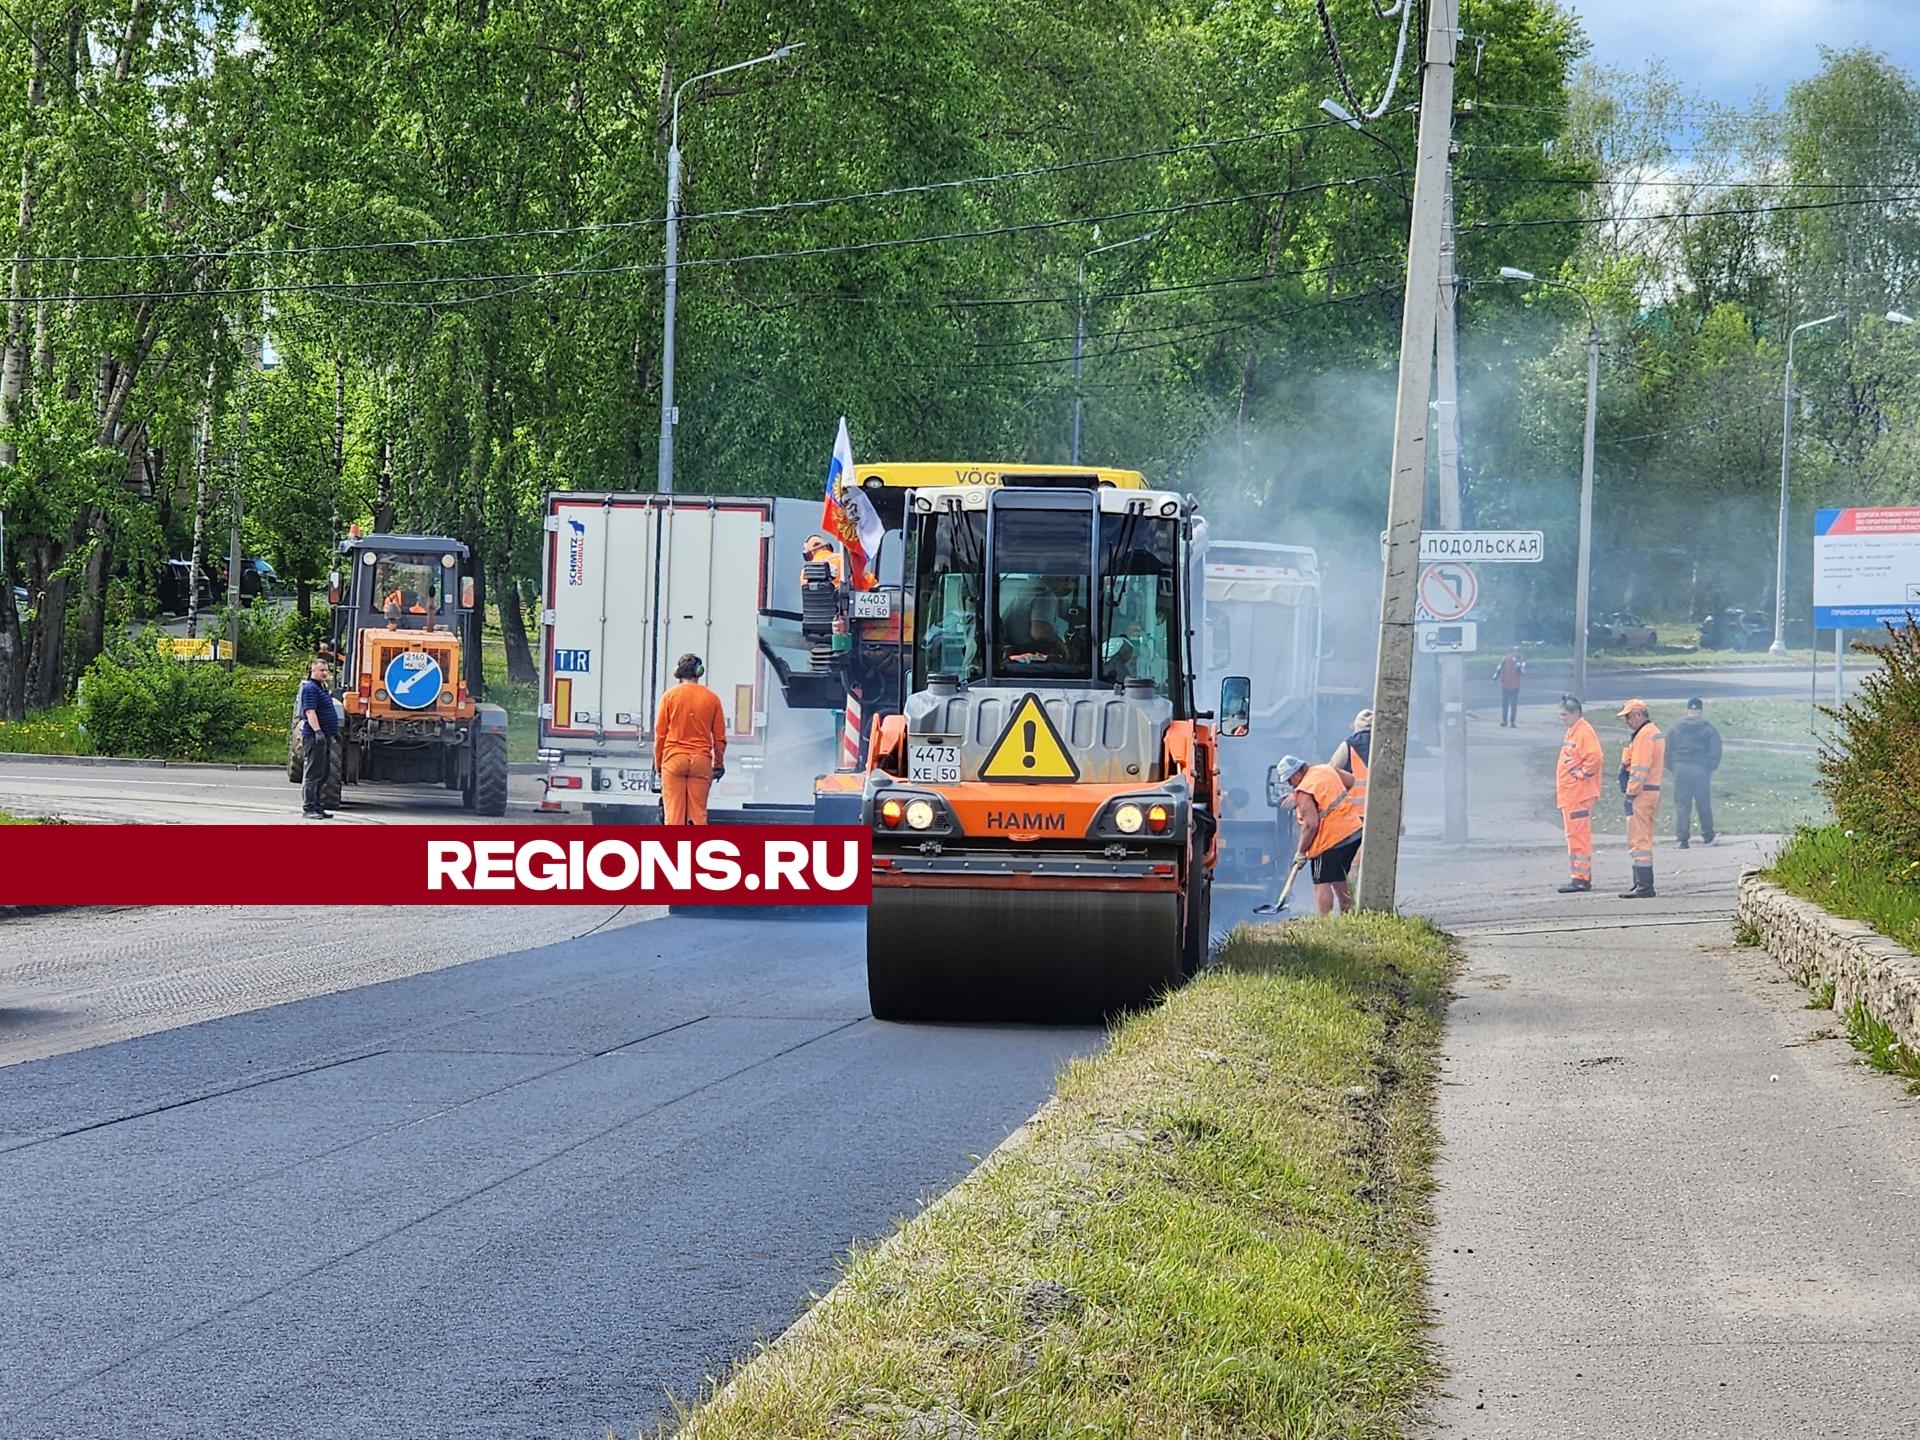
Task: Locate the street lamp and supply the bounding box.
[1072,228,1157,464]
[1499,266,1600,698]
[1771,311,1844,653]
[657,43,802,494]
[1318,98,1411,211]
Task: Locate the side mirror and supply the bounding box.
[1265,763,1286,808]
[1219,675,1251,738]
[326,570,341,607]
[460,575,476,610]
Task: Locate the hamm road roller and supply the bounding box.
[859,475,1249,1021]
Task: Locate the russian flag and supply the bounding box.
[820,416,883,590]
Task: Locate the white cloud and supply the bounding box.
[1560,0,1920,105]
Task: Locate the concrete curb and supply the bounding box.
[1737,869,1920,1054]
[684,1096,1060,1424]
[0,751,547,775]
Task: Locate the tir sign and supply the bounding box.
[979,694,1079,782]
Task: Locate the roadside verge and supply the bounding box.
[668,914,1453,1440]
[1739,867,1920,1057]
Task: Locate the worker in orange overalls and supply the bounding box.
[801,533,844,587]
[1554,695,1604,893]
[1616,697,1664,898]
[1277,754,1364,915]
[653,653,728,825]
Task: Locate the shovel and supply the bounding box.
[1253,855,1307,915]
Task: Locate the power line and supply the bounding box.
[17,120,1352,270]
[1465,193,1917,232]
[9,173,1403,305]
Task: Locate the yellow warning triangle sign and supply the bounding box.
[978,693,1080,782]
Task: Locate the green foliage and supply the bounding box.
[78,639,262,762]
[278,605,333,663]
[1844,1003,1920,1090]
[1769,826,1920,954]
[1818,623,1920,863]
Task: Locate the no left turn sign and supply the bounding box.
[1418,562,1477,621]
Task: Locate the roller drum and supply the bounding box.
[866,886,1184,1022]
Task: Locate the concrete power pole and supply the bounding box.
[1355,0,1459,913]
[1433,165,1468,844]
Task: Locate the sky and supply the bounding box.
[1559,0,1920,106]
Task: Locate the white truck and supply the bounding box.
[538,492,843,823]
[1201,540,1326,882]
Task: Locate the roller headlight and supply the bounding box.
[1114,802,1145,835]
[904,799,936,831]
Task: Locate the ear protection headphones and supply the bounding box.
[676,654,705,680]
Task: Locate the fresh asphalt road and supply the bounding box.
[0,756,550,825]
[0,909,1100,1439]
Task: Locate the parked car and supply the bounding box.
[218,557,279,605]
[157,559,219,616]
[1591,612,1658,650]
[1699,607,1772,652]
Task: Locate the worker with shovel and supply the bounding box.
[1259,755,1363,916]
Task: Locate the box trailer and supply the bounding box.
[1201,541,1325,882]
[539,492,840,823]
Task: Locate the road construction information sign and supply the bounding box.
[1381,529,1544,563]
[1417,562,1477,621]
[978,693,1079,782]
[1814,507,1920,628]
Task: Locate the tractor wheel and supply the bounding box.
[472,730,509,817]
[286,722,303,784]
[322,735,345,810]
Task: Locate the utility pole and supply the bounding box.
[226,328,258,669]
[1433,163,1468,844]
[1355,0,1458,913]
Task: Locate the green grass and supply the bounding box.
[0,666,299,766]
[478,612,541,764]
[667,914,1453,1440]
[1769,825,1920,954]
[1843,1003,1920,1091]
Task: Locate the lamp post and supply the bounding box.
[1319,98,1412,213]
[1499,267,1599,698]
[1072,229,1156,464]
[658,43,800,494]
[1771,311,1843,653]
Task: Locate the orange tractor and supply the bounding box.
[289,533,510,814]
[858,475,1249,1020]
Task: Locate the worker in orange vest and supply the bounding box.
[653,653,728,825]
[1277,754,1364,914]
[1554,695,1604,893]
[801,533,845,587]
[1616,697,1664,898]
[1328,707,1372,820]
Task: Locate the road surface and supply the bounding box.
[0,907,1098,1439]
[0,757,549,826]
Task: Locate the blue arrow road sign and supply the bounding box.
[383,650,444,710]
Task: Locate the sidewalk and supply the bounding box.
[1409,716,1920,1436]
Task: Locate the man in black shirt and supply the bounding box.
[1665,696,1722,847]
[297,658,341,819]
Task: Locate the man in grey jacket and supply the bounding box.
[1665,697,1722,847]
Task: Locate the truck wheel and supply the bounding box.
[322,736,345,809]
[472,730,509,817]
[287,723,303,784]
